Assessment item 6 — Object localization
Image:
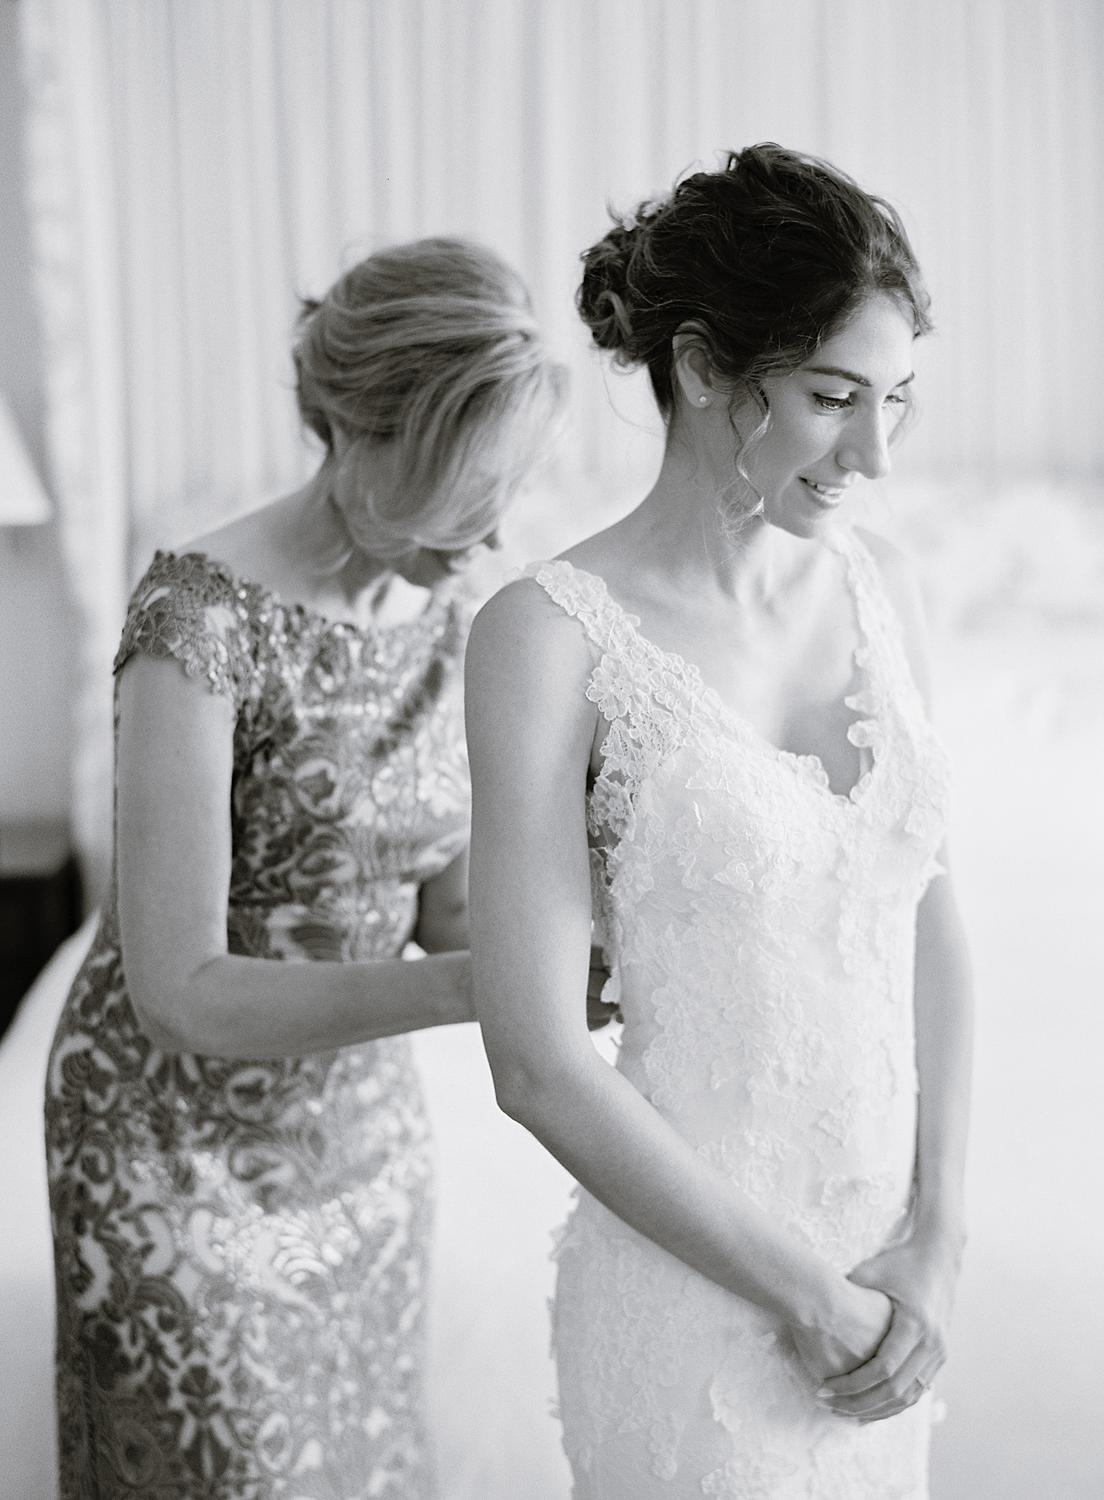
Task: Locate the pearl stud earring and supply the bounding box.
[697,394,710,406]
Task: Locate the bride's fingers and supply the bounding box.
[853,1355,944,1424]
[822,1338,936,1418]
[855,1380,929,1424]
[913,1351,945,1392]
[819,1309,921,1399]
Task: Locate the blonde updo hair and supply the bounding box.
[295,237,566,559]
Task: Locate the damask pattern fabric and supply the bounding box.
[45,551,470,1499]
[532,530,951,1499]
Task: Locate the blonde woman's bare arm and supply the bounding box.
[117,654,471,1057]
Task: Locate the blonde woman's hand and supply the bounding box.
[814,1232,962,1422]
[585,945,620,1030]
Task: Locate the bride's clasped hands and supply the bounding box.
[808,1228,964,1423]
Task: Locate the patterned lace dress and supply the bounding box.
[45,550,470,1500]
[530,530,952,1500]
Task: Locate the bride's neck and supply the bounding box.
[623,472,810,610]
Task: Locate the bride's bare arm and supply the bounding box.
[117,654,471,1057]
[465,579,887,1345]
[910,869,973,1247]
[817,865,972,1421]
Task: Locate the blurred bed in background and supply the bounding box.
[1,2,1101,1496]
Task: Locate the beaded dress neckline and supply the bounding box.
[155,547,451,638]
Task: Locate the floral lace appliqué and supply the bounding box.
[528,534,950,1498]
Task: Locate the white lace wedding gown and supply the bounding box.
[529,530,951,1499]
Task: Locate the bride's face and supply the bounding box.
[743,293,917,540]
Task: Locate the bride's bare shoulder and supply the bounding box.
[557,517,641,594]
[472,567,587,647]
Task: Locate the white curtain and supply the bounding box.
[18,0,1104,883]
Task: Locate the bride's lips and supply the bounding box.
[800,477,847,510]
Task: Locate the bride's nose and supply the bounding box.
[836,407,891,482]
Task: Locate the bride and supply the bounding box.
[465,144,972,1498]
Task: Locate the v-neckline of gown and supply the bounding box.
[555,536,881,809]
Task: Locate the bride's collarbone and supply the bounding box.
[653,595,856,709]
[579,546,865,778]
[629,598,866,783]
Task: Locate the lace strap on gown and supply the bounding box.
[829,527,928,722]
[829,528,951,867]
[525,559,640,655]
[114,550,257,709]
[525,560,689,846]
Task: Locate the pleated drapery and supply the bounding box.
[18,0,1104,883]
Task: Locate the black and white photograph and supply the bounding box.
[0,3,1101,1497]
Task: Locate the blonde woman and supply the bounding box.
[45,239,565,1499]
[467,148,972,1497]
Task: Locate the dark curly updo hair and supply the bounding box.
[578,143,932,419]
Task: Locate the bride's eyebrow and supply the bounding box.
[803,364,916,389]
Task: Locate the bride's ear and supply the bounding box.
[672,323,719,410]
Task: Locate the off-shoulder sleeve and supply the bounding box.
[113,551,256,709]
